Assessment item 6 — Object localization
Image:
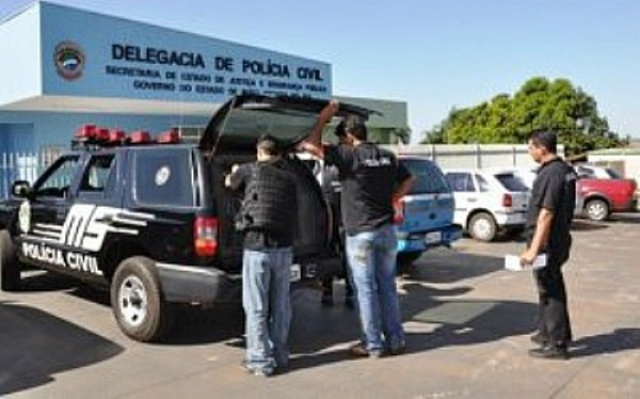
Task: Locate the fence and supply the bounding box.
[0,147,63,199]
[384,144,565,170]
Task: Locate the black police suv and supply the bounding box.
[0,95,374,342]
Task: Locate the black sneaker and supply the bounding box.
[349,343,384,359]
[530,333,548,346]
[528,345,569,360]
[388,345,406,356]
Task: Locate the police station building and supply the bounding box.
[0,1,408,195]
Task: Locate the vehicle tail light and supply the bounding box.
[393,199,405,225]
[502,193,513,208]
[157,129,180,144]
[194,216,218,257]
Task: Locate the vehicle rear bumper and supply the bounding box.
[613,197,638,212]
[156,255,337,304]
[156,262,241,304]
[494,211,527,226]
[397,224,462,254]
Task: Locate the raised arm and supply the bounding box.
[300,101,339,157]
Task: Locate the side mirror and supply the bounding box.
[11,180,32,198]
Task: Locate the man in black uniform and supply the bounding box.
[521,130,577,360]
[302,105,414,358]
[225,135,298,376]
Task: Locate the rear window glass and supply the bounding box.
[134,149,195,207]
[495,173,529,192]
[606,168,622,179]
[400,159,450,194]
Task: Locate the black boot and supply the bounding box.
[528,344,569,360]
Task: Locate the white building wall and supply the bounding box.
[589,154,640,182]
[0,3,42,105]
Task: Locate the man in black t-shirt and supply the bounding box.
[521,130,577,360]
[301,104,414,358]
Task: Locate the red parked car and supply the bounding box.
[576,174,637,221]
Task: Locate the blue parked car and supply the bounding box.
[395,156,462,266]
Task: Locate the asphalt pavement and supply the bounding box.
[1,214,639,399]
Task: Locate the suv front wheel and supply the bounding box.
[111,256,173,342]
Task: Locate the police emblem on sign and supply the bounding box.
[54,41,85,81]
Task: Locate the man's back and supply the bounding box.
[325,142,410,235]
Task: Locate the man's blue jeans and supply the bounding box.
[346,224,405,352]
[242,247,292,371]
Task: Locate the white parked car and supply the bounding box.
[444,169,530,241]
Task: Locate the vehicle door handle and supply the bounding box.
[467,198,477,203]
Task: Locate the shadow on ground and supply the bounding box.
[571,219,609,232]
[403,250,504,284]
[570,328,640,358]
[0,301,123,396]
[285,282,539,373]
[608,212,640,224]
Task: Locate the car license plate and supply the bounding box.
[290,264,301,282]
[425,231,442,244]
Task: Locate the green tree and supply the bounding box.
[421,77,628,155]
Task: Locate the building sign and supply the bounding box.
[97,43,330,100]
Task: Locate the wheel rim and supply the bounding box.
[587,202,607,220]
[118,275,148,328]
[473,218,493,240]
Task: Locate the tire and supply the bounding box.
[0,230,21,291]
[585,199,609,222]
[111,256,173,342]
[398,252,422,267]
[468,213,497,242]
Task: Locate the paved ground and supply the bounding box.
[1,214,639,399]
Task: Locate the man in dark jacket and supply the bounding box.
[521,130,577,360]
[226,134,298,376]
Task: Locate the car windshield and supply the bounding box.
[401,159,450,194]
[495,173,529,192]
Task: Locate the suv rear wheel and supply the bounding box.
[111,256,173,342]
[0,230,21,291]
[468,212,497,242]
[584,199,609,222]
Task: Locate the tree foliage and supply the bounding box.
[421,77,628,155]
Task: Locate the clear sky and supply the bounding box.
[2,0,640,142]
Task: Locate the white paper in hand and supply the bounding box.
[504,253,547,271]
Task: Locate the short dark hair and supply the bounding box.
[334,121,346,137]
[256,134,280,156]
[344,116,368,141]
[528,130,557,154]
